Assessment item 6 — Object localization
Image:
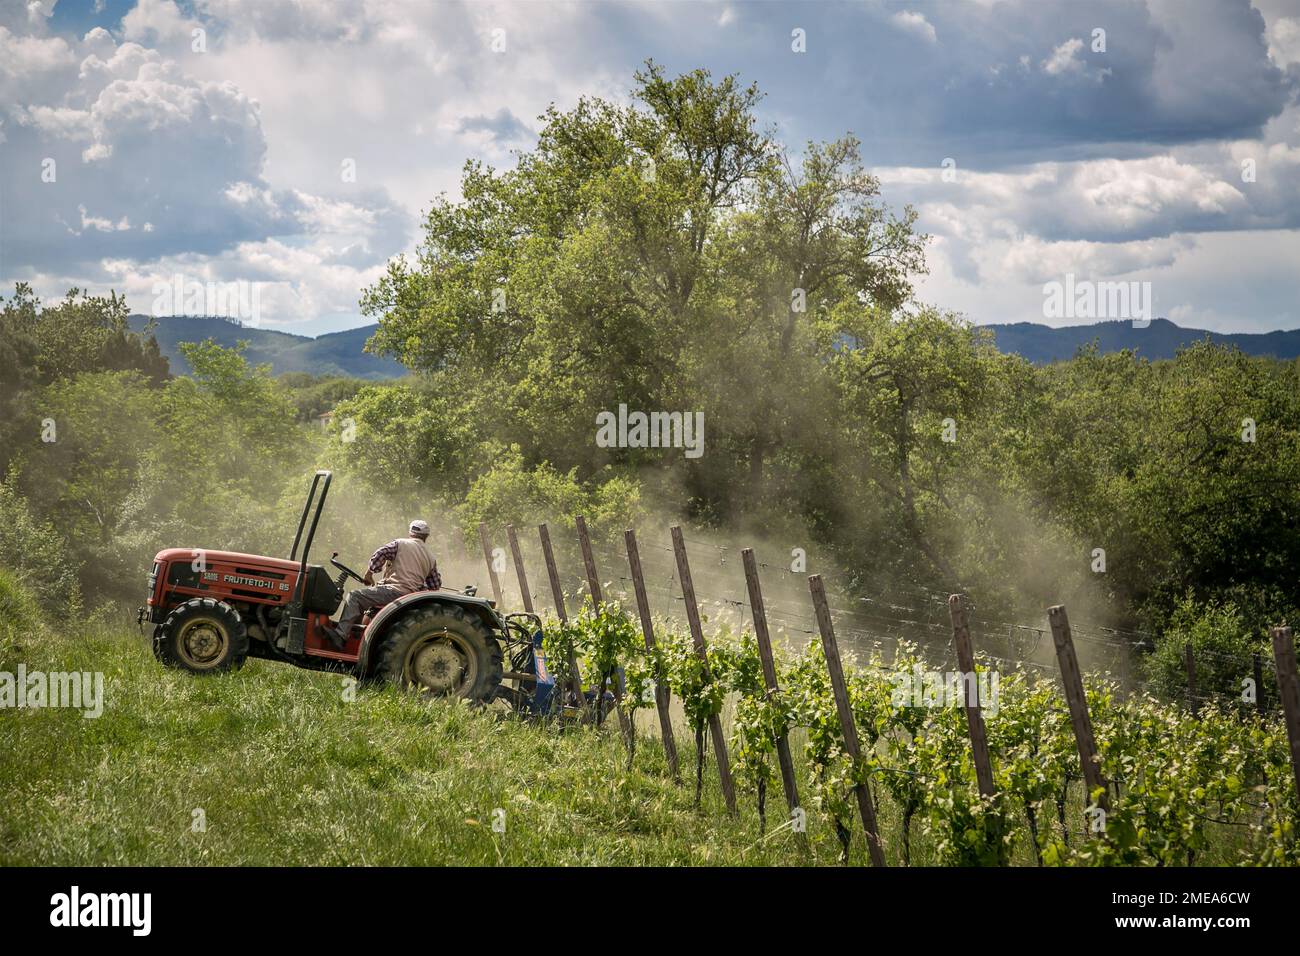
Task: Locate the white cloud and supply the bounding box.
[1038,36,1112,84]
[1042,38,1085,75]
[76,204,131,233]
[986,234,1193,286]
[81,142,112,162]
[919,227,1300,332]
[195,0,371,42]
[1265,16,1300,66]
[0,25,76,90]
[95,236,389,329]
[879,149,1281,246]
[1074,156,1246,222]
[891,11,937,44]
[880,140,1299,328]
[26,1,54,25]
[0,16,410,329]
[121,0,200,46]
[21,104,95,139]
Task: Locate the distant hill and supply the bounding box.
[984,318,1300,364]
[127,315,407,379]
[131,314,1300,378]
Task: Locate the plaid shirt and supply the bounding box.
[369,540,442,590]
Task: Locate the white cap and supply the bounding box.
[409,520,430,535]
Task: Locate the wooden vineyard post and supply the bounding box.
[538,524,567,621]
[742,548,802,830]
[808,574,886,866]
[575,515,603,606]
[1185,643,1198,716]
[949,594,996,798]
[626,528,680,781]
[506,525,534,614]
[477,522,504,607]
[574,516,632,743]
[1047,605,1109,814]
[1269,626,1300,808]
[671,526,738,815]
[538,523,584,711]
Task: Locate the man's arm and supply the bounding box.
[424,563,442,591]
[366,541,398,586]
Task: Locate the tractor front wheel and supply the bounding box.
[376,603,503,704]
[155,598,249,674]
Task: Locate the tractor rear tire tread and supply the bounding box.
[155,598,250,674]
[376,602,503,704]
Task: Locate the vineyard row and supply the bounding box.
[466,517,1300,866]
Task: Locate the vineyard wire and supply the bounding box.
[476,526,1289,712]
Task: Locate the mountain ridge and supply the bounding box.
[985,317,1300,364]
[131,314,1300,380]
[127,315,406,379]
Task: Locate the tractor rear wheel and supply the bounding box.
[155,598,249,674]
[376,602,503,703]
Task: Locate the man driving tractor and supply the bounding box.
[322,520,442,647]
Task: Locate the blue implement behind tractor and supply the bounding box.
[494,611,616,717]
[494,612,560,715]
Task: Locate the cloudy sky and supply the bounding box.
[1,0,1298,336]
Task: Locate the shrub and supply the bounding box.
[0,567,44,650]
[0,476,81,618]
[457,446,642,540]
[1144,596,1270,710]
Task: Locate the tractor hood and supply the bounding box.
[152,549,306,575]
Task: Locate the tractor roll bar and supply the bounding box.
[288,470,332,612]
[289,470,332,562]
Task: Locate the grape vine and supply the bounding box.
[537,601,1300,865]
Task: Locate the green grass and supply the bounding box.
[0,616,878,866]
[0,607,1255,866]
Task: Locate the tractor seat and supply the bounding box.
[302,565,344,616]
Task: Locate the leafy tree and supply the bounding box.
[361,63,926,527]
[456,446,642,542]
[1017,341,1300,630]
[1,283,168,387]
[819,305,1004,585]
[0,284,167,476]
[327,382,483,497]
[699,136,926,513]
[1144,596,1272,710]
[0,475,83,617]
[278,373,370,422]
[0,286,40,413]
[17,371,158,541]
[0,568,45,645]
[112,340,310,571]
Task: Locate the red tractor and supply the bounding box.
[139,470,554,709]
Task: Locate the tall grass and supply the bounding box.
[0,608,842,866]
[0,597,1255,866]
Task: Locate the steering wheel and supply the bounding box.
[330,551,367,585]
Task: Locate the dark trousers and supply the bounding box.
[335,584,403,634]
